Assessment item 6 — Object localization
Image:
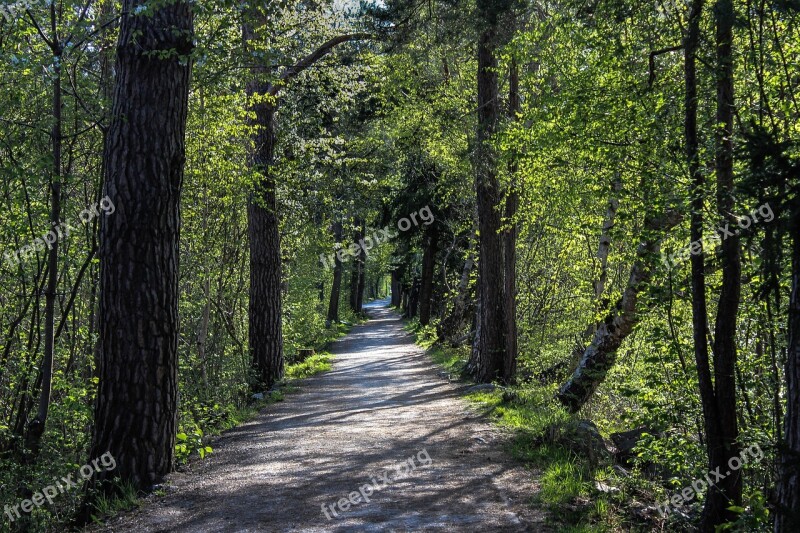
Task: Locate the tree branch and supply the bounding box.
[269,33,373,96]
[649,44,683,87]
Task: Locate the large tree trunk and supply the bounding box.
[556,210,681,412]
[419,225,439,326]
[90,0,193,492]
[243,31,368,389]
[245,101,284,390]
[469,26,508,384]
[326,221,344,326]
[702,1,743,527]
[776,219,800,532]
[391,270,402,307]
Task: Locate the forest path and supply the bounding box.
[92,300,547,532]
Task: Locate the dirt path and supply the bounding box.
[92,301,547,532]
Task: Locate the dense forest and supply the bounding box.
[0,0,798,531]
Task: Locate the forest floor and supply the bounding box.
[87,300,549,532]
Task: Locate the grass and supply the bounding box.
[89,480,141,524]
[418,338,654,532]
[285,352,333,380]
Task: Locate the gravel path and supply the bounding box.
[92,300,547,532]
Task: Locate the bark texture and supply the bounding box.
[556,210,681,412]
[469,26,508,384]
[419,225,439,326]
[702,1,743,527]
[245,99,285,390]
[776,223,800,532]
[326,221,344,325]
[90,0,193,491]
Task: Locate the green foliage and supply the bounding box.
[285,353,334,380]
[175,427,212,464]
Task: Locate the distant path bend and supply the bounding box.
[93,300,547,532]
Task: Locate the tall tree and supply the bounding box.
[776,208,800,531]
[243,27,370,389]
[90,0,194,491]
[418,224,438,326]
[326,220,344,326]
[468,0,512,384]
[700,0,743,527]
[24,4,64,457]
[503,58,520,381]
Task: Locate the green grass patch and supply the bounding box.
[420,343,644,531]
[285,352,333,380]
[427,344,467,374]
[89,480,141,524]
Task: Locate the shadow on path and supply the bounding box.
[92,300,546,532]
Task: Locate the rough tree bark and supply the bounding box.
[90,0,193,492]
[503,58,520,382]
[556,209,682,412]
[244,28,369,389]
[244,94,285,390]
[419,225,439,326]
[326,221,344,326]
[469,24,508,384]
[776,213,800,532]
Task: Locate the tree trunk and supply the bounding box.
[25,43,63,458]
[349,221,363,313]
[245,100,285,390]
[356,220,366,312]
[776,219,800,532]
[326,221,343,326]
[243,30,369,389]
[503,59,520,382]
[419,225,439,326]
[469,26,508,384]
[391,270,402,307]
[701,1,743,527]
[685,2,726,526]
[556,209,682,412]
[90,0,193,492]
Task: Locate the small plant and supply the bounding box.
[175,426,213,463]
[90,479,140,522]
